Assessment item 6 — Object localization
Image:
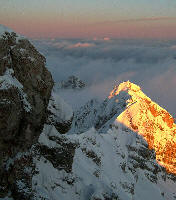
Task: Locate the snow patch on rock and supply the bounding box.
[0,68,31,112]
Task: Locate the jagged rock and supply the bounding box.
[0,27,54,198]
[0,31,54,147]
[38,125,77,173]
[57,75,85,89]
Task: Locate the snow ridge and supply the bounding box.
[111,81,176,174]
[69,90,130,134]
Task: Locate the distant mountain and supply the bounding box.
[57,75,86,90]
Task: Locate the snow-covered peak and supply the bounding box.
[109,81,151,106]
[109,81,176,174]
[109,81,141,96]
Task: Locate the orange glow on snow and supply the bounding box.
[68,42,95,48]
[109,81,176,174]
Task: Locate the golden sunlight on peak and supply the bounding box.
[108,81,141,99]
[112,81,176,174]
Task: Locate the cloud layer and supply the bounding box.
[32,38,176,116]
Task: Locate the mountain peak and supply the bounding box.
[109,81,140,95]
[110,81,176,174]
[109,81,147,101]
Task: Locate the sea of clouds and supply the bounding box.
[32,38,176,116]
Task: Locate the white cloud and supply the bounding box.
[32,38,176,116]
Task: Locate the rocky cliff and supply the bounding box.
[0,26,54,198]
[0,25,75,199]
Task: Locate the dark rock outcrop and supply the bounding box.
[0,30,54,197]
[38,132,77,173]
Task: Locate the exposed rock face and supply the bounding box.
[57,75,85,89]
[38,125,77,173]
[110,81,176,174]
[0,29,54,197]
[0,31,54,146]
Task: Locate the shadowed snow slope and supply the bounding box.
[47,92,73,134]
[69,90,130,135]
[33,124,176,200]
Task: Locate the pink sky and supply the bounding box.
[4,18,175,39]
[1,0,176,39]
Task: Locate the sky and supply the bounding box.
[0,0,176,38]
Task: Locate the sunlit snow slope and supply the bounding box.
[109,81,176,174]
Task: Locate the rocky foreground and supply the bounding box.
[0,26,176,200]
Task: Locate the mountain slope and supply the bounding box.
[69,80,176,174]
[47,92,73,133]
[31,81,176,200]
[69,91,130,134]
[110,81,176,174]
[32,124,176,200]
